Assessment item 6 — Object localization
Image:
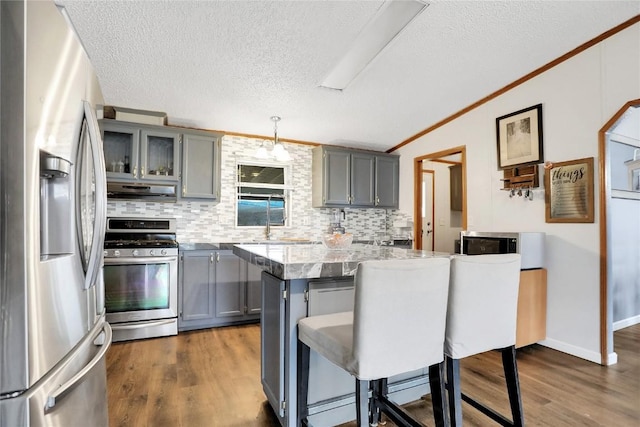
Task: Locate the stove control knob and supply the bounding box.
[114,250,120,257]
[161,249,167,256]
[149,249,155,256]
[133,249,139,257]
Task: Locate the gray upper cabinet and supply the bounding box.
[181,131,222,200]
[375,155,399,208]
[320,148,351,205]
[350,151,376,206]
[101,119,180,182]
[312,146,398,208]
[140,127,181,181]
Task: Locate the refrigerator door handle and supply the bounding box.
[44,322,112,413]
[82,100,107,290]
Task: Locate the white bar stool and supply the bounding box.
[444,254,524,426]
[297,257,451,427]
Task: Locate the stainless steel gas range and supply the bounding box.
[103,217,179,342]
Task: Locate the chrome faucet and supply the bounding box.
[265,194,285,240]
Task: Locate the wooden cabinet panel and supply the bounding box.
[449,164,463,212]
[516,268,547,348]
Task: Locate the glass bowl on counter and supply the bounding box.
[322,232,353,250]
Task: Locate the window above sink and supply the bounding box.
[236,162,291,228]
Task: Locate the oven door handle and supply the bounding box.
[104,256,178,265]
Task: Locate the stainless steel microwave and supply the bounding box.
[459,231,545,270]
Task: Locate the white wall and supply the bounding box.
[396,23,640,363]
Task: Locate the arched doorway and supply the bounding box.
[598,98,640,365]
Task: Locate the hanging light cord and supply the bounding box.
[272,116,281,145]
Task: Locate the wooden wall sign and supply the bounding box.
[544,157,594,223]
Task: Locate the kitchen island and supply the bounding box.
[233,243,451,427]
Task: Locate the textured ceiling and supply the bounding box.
[58,0,640,152]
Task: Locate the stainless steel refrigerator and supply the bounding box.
[1,1,110,425]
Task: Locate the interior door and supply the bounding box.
[422,169,434,251]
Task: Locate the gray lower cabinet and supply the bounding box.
[260,272,286,423]
[179,249,260,331]
[181,131,222,200]
[247,262,263,315]
[215,251,246,318]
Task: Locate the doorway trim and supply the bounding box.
[421,169,435,251]
[598,98,640,365]
[413,145,467,250]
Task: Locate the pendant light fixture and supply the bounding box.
[255,116,291,162]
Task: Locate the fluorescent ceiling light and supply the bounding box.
[319,0,428,91]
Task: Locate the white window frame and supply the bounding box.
[235,159,292,229]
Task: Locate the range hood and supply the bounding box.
[107,181,177,202]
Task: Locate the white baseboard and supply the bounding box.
[613,315,640,331]
[538,338,602,364]
[535,318,638,366]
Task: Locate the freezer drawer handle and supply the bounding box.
[44,322,112,413]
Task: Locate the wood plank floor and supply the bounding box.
[106,324,640,427]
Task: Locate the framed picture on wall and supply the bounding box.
[544,157,595,223]
[496,104,544,169]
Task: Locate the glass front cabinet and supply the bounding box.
[101,119,181,182]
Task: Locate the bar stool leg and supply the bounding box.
[355,379,370,427]
[501,346,524,427]
[428,362,449,427]
[445,356,463,427]
[297,341,310,427]
[370,379,382,426]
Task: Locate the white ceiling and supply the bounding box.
[58,0,640,152]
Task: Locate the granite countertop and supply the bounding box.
[178,243,220,251]
[233,243,451,280]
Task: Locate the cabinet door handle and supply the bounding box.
[182,185,186,195]
[133,166,138,178]
[376,196,380,205]
[210,254,214,264]
[216,253,220,262]
[141,166,145,178]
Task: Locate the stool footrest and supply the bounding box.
[460,392,515,427]
[374,393,424,427]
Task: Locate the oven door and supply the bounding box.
[103,256,178,324]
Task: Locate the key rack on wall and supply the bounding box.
[501,164,539,191]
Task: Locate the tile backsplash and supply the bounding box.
[107,134,412,243]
